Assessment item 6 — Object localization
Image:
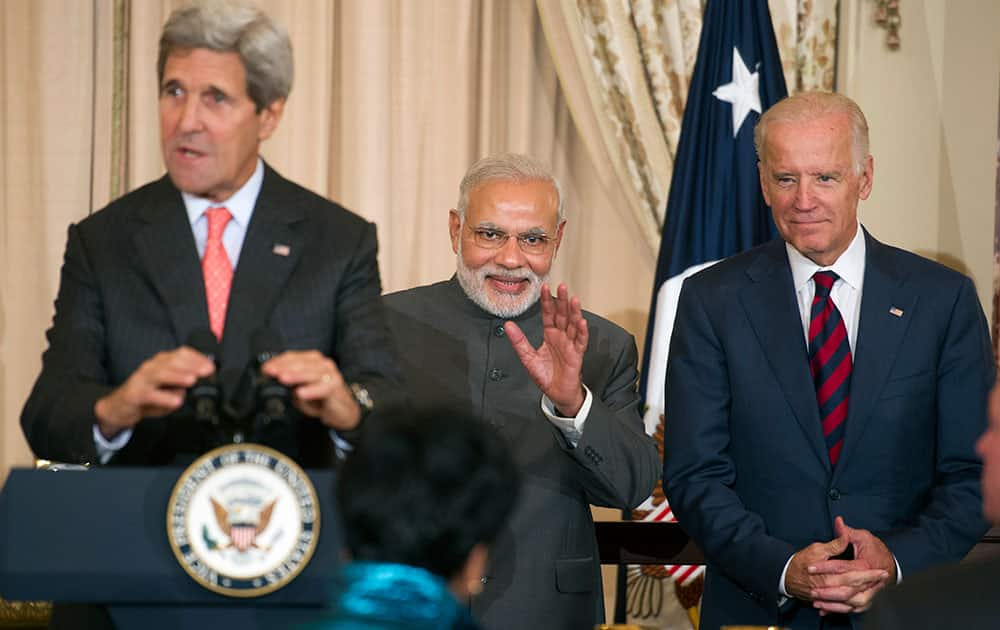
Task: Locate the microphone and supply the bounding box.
[185,329,221,425]
[250,327,291,423]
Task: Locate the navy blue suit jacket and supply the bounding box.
[663,230,994,629]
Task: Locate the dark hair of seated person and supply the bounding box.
[336,407,520,580]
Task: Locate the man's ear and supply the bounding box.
[257,98,286,141]
[449,210,462,255]
[552,220,566,257]
[451,544,489,599]
[757,161,772,207]
[858,155,874,201]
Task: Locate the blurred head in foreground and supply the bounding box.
[328,409,520,629]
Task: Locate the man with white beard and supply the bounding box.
[382,152,658,630]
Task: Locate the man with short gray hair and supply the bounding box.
[383,152,659,629]
[22,0,397,469]
[663,91,993,629]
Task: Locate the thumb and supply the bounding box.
[834,515,861,545]
[833,515,848,538]
[834,515,851,535]
[826,521,851,557]
[826,535,849,558]
[504,321,534,361]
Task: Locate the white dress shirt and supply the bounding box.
[541,387,594,447]
[777,223,901,597]
[787,225,866,353]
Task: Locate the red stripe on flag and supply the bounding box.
[676,565,699,584]
[653,507,674,522]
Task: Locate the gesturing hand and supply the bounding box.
[505,283,589,415]
[260,350,361,431]
[94,346,216,439]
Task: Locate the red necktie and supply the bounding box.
[203,207,233,341]
[808,271,852,466]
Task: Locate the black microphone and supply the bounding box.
[186,329,221,425]
[250,327,291,423]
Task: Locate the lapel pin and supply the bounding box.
[272,243,291,257]
[889,307,904,317]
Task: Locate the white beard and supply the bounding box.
[455,246,546,319]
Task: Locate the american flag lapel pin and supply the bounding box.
[272,243,291,257]
[889,307,904,317]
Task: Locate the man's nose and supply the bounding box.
[177,97,203,133]
[493,235,527,269]
[794,182,814,209]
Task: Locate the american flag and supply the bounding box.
[632,0,787,616]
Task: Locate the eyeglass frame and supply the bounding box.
[464,223,561,255]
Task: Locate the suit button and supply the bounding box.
[494,325,505,337]
[489,368,504,381]
[828,488,841,501]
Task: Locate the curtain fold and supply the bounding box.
[539,0,674,254]
[1,0,113,477]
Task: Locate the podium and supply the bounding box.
[0,467,341,628]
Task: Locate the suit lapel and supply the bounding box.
[133,176,208,344]
[833,232,916,479]
[219,165,305,385]
[740,242,831,469]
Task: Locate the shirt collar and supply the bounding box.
[786,221,867,293]
[181,158,264,228]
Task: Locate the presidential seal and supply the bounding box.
[166,444,320,597]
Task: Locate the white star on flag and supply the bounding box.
[712,47,762,138]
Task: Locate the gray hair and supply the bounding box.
[754,91,870,174]
[457,153,565,223]
[158,0,293,112]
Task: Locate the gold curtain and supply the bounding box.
[0,0,117,482]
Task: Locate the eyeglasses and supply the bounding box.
[467,226,555,255]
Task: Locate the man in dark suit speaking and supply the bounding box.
[662,92,994,629]
[21,0,397,468]
[383,153,658,629]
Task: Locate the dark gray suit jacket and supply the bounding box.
[21,163,398,467]
[663,230,994,630]
[383,278,659,630]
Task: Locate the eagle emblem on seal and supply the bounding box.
[207,496,278,552]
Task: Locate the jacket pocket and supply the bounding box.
[555,556,594,593]
[879,369,934,401]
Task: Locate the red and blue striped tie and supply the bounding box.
[809,271,852,466]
